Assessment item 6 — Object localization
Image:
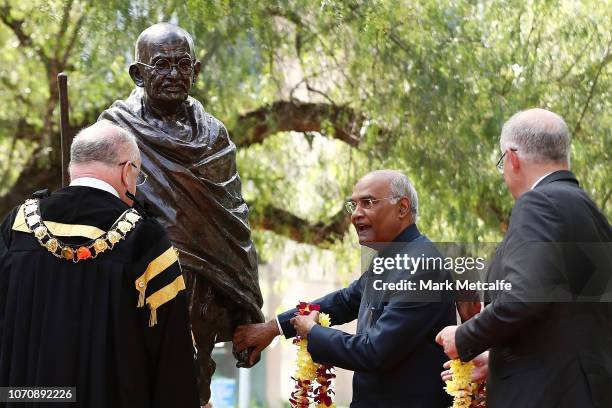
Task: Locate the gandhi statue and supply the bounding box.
[99,23,264,404]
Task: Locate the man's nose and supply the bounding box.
[168,64,180,77]
[351,205,364,224]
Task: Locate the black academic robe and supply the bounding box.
[0,186,199,408]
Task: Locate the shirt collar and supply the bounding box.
[530,172,554,190]
[392,223,421,243]
[70,177,120,198]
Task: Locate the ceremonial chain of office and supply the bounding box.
[22,198,142,262]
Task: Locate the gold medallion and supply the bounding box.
[34,226,47,239]
[118,221,132,233]
[108,230,121,244]
[94,239,109,253]
[61,247,74,260]
[46,238,59,253]
[125,212,141,223]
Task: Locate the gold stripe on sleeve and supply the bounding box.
[12,204,105,239]
[134,246,179,307]
[145,275,186,327]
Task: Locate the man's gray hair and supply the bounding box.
[70,120,138,167]
[500,108,570,165]
[389,171,419,220]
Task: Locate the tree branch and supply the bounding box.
[1,100,362,246]
[249,205,351,247]
[60,12,85,67]
[0,3,50,65]
[601,186,612,213]
[574,37,612,136]
[55,0,74,57]
[230,100,362,147]
[0,147,60,218]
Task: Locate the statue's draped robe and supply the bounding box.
[100,88,264,341]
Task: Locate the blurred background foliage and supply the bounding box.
[0,0,610,279]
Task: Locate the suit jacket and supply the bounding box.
[278,224,455,407]
[456,171,612,408]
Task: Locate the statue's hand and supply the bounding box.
[232,320,280,367]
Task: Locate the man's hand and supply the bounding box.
[435,325,459,359]
[290,311,319,338]
[456,300,481,322]
[441,351,489,383]
[233,320,280,366]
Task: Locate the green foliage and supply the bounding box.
[0,0,610,275]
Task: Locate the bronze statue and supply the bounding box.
[99,23,264,404]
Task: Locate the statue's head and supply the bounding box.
[129,23,201,109]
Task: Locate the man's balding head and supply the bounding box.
[70,121,141,205]
[500,108,570,165]
[499,108,571,199]
[134,23,195,63]
[70,120,138,168]
[129,23,201,111]
[350,170,418,245]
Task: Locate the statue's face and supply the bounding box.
[137,33,198,106]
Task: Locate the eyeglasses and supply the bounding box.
[345,196,399,214]
[136,57,194,75]
[119,161,148,186]
[496,148,518,173]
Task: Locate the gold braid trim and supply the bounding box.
[145,275,186,327]
[135,246,179,308]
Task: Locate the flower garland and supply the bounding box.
[290,302,336,408]
[444,359,487,408]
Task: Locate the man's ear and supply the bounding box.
[398,197,410,219]
[508,149,520,171]
[121,162,131,188]
[192,59,201,83]
[129,64,144,87]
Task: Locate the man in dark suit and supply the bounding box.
[436,108,612,407]
[233,170,455,407]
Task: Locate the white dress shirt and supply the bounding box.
[70,177,120,198]
[530,172,554,190]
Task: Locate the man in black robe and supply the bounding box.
[99,23,264,404]
[0,121,199,407]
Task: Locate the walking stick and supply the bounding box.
[57,73,71,187]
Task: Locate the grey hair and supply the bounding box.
[389,171,419,221]
[70,120,139,167]
[500,109,570,165]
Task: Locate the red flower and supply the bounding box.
[77,246,92,260]
[296,302,321,315]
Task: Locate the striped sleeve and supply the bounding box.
[132,220,186,327]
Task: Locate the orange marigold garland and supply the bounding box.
[290,302,336,408]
